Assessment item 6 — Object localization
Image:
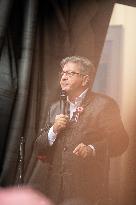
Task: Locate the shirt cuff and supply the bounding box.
[48,126,57,146]
[88,144,96,156]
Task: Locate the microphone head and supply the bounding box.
[60,90,67,100]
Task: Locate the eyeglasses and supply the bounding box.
[60,71,84,78]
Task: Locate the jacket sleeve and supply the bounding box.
[34,110,52,157]
[93,99,129,158]
[34,124,51,156]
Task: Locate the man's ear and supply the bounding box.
[82,75,90,86]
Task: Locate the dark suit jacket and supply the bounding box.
[35,90,128,204]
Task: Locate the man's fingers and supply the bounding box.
[73,143,85,154]
[73,144,81,154]
[53,114,69,134]
[55,114,69,120]
[55,115,69,126]
[73,143,88,158]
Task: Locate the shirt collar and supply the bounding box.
[68,88,88,106]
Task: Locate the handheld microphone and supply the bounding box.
[60,90,67,114]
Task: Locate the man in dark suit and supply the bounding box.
[35,56,129,205]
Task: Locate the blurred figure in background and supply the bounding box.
[0,186,54,205]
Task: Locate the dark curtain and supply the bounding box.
[0,0,136,204]
[0,0,38,185]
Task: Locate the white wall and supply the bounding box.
[109,5,136,204]
[110,4,136,133]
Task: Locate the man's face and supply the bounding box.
[60,62,87,96]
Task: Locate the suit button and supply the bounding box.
[63,147,67,151]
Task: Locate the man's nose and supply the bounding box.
[61,73,68,80]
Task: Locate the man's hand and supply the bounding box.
[73,143,93,158]
[53,114,69,134]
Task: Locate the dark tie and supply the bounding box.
[70,111,77,122]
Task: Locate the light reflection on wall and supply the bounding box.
[93,4,136,205]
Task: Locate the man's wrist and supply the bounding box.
[48,126,57,146]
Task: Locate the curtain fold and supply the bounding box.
[0,0,38,185]
[0,33,17,176]
[0,0,15,55]
[0,0,17,177]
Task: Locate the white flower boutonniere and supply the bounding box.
[76,106,84,113]
[74,106,84,122]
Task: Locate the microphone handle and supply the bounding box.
[60,90,67,115]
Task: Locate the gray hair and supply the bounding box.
[60,56,95,78]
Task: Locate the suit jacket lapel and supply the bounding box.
[81,89,94,109]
